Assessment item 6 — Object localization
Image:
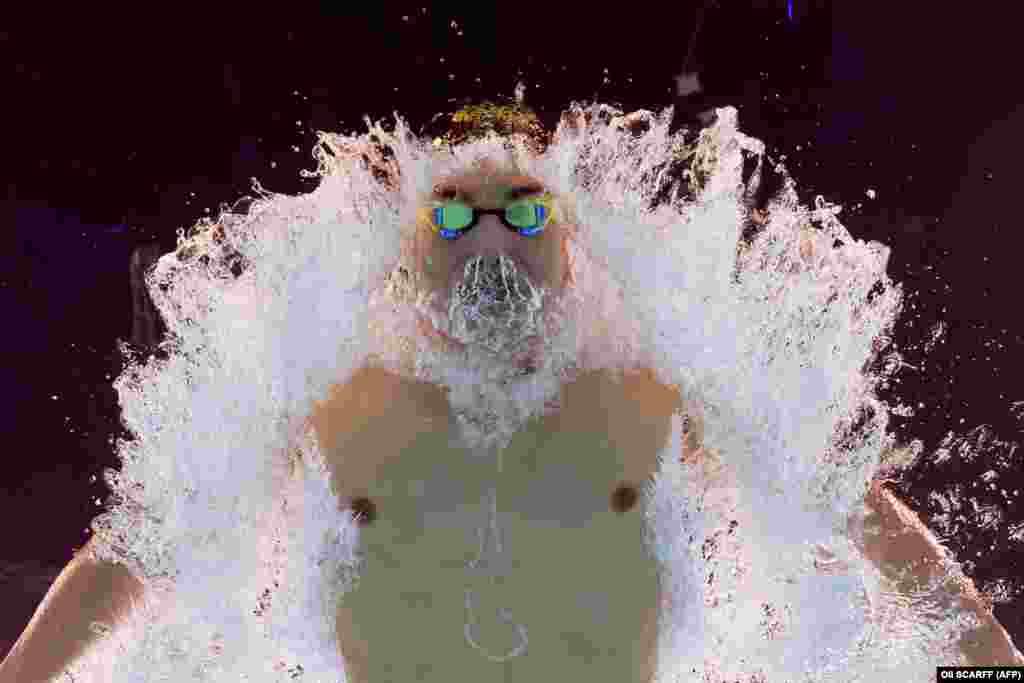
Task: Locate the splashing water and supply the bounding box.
[446,254,546,356]
[74,100,989,682]
[462,445,530,664]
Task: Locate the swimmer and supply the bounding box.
[310,137,676,681]
[3,104,1021,683]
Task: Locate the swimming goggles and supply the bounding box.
[421,192,555,241]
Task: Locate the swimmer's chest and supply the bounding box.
[309,365,681,515]
[311,367,678,681]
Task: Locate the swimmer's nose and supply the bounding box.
[458,214,522,255]
[451,217,538,288]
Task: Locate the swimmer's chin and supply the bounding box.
[414,310,545,368]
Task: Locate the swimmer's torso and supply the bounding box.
[309,366,680,682]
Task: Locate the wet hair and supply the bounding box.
[417,100,585,232]
[430,100,551,155]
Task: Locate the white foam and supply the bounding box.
[78,102,985,681]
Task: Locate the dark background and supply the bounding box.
[3,1,1022,661]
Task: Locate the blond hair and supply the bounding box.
[434,100,550,155]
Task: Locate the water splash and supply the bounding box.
[75,97,988,682]
[462,445,530,663]
[446,253,546,356]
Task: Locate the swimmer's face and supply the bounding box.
[409,161,572,357]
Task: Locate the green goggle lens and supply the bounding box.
[431,203,474,231]
[429,196,551,240]
[505,200,542,228]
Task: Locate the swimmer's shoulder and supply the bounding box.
[305,363,691,512]
[551,367,689,485]
[307,365,452,507]
[557,367,682,440]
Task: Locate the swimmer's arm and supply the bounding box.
[767,230,1021,663]
[0,535,147,683]
[682,435,1023,664]
[855,481,1024,666]
[670,387,1021,665]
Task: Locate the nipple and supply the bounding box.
[463,446,529,662]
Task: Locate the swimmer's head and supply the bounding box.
[408,159,574,361]
[369,102,570,364]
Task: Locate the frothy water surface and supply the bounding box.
[77,103,985,681]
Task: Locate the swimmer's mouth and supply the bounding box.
[436,253,547,357]
[449,254,542,315]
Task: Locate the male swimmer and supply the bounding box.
[308,140,678,682]
[2,103,1021,683]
